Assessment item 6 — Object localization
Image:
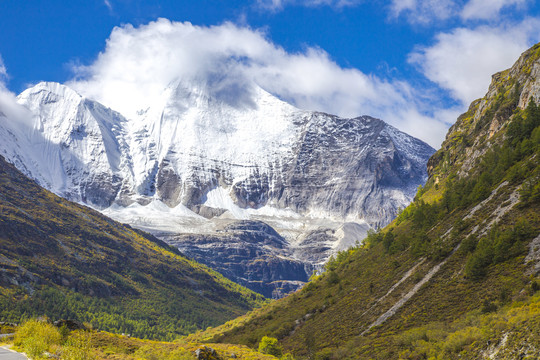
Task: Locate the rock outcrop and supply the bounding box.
[165,221,312,298]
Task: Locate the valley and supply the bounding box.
[0,6,539,359]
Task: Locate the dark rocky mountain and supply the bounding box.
[165,221,311,298]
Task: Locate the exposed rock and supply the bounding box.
[429,44,540,180]
[194,346,220,360]
[156,159,183,207]
[191,205,227,219]
[166,221,311,298]
[525,234,540,276]
[53,319,86,331]
[0,322,18,327]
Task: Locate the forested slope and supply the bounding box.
[0,155,265,340]
[196,42,540,360]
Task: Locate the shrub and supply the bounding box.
[314,348,334,360]
[258,336,283,357]
[61,333,95,360]
[133,345,192,360]
[441,326,485,354]
[326,270,339,285]
[530,280,539,294]
[14,319,62,359]
[461,234,478,254]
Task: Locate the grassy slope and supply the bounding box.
[195,44,540,359]
[0,155,266,341]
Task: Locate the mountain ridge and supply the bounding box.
[7,80,433,225]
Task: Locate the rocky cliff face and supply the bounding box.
[164,221,311,298]
[0,80,434,297]
[428,44,540,181]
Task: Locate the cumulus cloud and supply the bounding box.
[69,18,450,147]
[387,106,461,146]
[0,56,33,128]
[461,0,528,20]
[390,0,533,24]
[409,18,540,105]
[389,0,460,24]
[0,87,33,125]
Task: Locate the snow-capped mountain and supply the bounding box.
[0,80,434,297]
[2,82,132,208]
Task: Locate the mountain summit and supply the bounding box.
[7,81,433,223]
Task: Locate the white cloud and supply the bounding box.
[0,56,7,81]
[461,0,528,20]
[390,0,416,15]
[256,0,362,11]
[0,86,32,124]
[390,0,532,24]
[104,0,113,11]
[0,57,33,128]
[409,18,540,105]
[69,18,449,147]
[389,0,459,24]
[386,106,461,146]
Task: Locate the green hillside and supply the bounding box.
[197,44,540,359]
[0,155,266,341]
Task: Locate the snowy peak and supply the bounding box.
[148,79,303,164]
[2,82,133,207]
[126,80,307,207]
[18,81,83,107]
[17,81,126,151]
[3,81,433,225]
[1,80,435,297]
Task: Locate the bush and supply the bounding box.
[326,270,340,285]
[465,219,534,280]
[530,280,539,294]
[442,326,485,354]
[258,336,283,357]
[481,299,497,314]
[61,335,95,360]
[314,348,334,360]
[14,319,62,359]
[461,234,478,254]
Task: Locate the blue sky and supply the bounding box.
[1,0,539,147]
